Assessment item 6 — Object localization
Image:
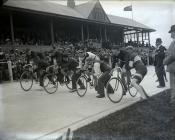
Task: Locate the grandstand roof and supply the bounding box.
[3,0,155,32]
[108,15,152,30]
[4,0,85,19]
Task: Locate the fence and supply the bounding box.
[0,61,13,82]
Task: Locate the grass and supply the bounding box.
[73,89,175,140]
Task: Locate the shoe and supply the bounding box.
[40,83,44,87]
[79,87,86,90]
[59,82,65,86]
[140,97,146,101]
[123,90,126,96]
[157,85,165,88]
[96,94,105,98]
[69,89,77,92]
[108,91,114,94]
[87,78,91,82]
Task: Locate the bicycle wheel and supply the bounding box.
[43,73,58,94]
[20,71,33,91]
[106,77,124,103]
[128,83,138,97]
[76,75,87,97]
[65,76,72,90]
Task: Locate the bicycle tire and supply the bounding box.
[20,71,33,91]
[128,83,138,97]
[43,73,58,94]
[106,77,124,103]
[65,76,72,90]
[76,75,88,97]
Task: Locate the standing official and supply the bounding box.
[164,25,175,104]
[154,38,166,88]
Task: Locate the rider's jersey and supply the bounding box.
[83,52,101,75]
[114,50,130,69]
[62,58,78,71]
[129,52,147,77]
[100,62,111,73]
[84,52,100,62]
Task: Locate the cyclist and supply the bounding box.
[112,47,131,94]
[80,51,101,79]
[125,46,149,100]
[51,48,65,84]
[95,55,114,98]
[36,52,49,87]
[59,52,85,92]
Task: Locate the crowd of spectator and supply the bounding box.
[0,38,157,83]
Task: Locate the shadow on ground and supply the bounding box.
[73,89,175,140]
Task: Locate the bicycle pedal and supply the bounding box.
[60,83,65,86]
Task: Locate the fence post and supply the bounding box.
[109,56,112,68]
[7,61,13,82]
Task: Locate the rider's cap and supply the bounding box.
[78,49,84,53]
[126,46,134,50]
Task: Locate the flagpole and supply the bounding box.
[131,0,134,28]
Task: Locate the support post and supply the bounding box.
[50,18,54,45]
[7,61,13,82]
[81,24,84,42]
[148,32,150,46]
[136,31,139,44]
[122,29,125,45]
[100,26,102,42]
[147,32,150,66]
[87,24,89,40]
[142,31,144,45]
[104,24,107,41]
[9,11,14,45]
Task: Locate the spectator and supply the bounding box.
[154,38,166,88]
[0,47,5,62]
[163,24,175,104]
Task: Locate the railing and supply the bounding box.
[0,61,13,82]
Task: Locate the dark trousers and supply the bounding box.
[163,67,167,80]
[37,61,48,86]
[155,65,165,87]
[121,70,131,90]
[72,71,84,89]
[97,71,113,95]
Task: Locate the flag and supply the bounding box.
[124,5,132,11]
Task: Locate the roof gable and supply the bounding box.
[88,1,110,23]
[75,0,96,18]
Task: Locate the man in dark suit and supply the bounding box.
[154,38,166,88]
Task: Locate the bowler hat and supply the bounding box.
[156,38,162,43]
[169,25,175,33]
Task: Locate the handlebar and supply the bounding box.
[46,65,58,72]
[109,66,122,76]
[23,64,33,69]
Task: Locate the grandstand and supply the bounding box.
[0,0,155,51]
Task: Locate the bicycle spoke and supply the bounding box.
[106,77,123,103]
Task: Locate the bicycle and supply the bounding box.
[42,65,73,94]
[106,66,137,103]
[76,69,97,97]
[20,64,45,91]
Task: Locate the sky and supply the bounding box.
[54,0,175,47]
[100,1,175,47]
